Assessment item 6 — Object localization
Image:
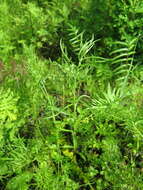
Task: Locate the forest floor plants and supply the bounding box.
[0,0,143,189]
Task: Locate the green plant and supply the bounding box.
[0,0,143,189]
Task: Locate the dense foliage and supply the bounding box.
[0,0,143,189]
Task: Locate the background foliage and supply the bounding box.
[0,0,143,189]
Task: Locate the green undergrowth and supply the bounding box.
[0,0,143,189]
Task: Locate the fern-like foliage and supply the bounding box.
[92,83,124,109]
[91,38,138,117]
[110,38,138,88]
[0,88,18,122]
[0,87,18,141]
[67,24,97,64]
